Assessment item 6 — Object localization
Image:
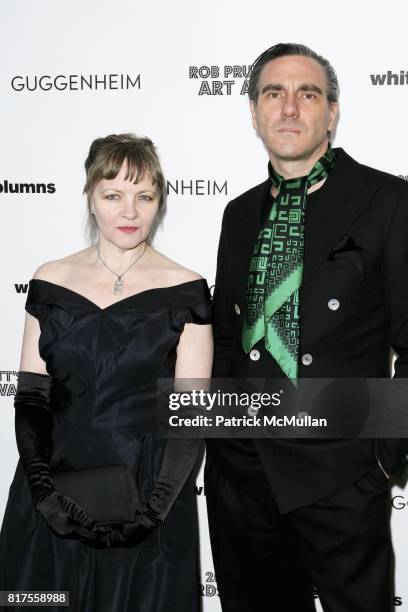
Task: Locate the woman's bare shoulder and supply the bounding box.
[148,249,203,285]
[32,248,93,283]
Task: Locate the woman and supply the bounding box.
[0,134,213,611]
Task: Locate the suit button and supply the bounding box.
[234,304,241,315]
[248,406,259,416]
[328,298,340,311]
[302,353,313,366]
[250,349,260,361]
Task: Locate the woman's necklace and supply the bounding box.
[96,242,147,295]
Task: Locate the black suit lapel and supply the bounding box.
[234,179,271,304]
[302,148,378,288]
[240,179,270,251]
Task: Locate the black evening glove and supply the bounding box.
[87,438,202,549]
[14,371,103,541]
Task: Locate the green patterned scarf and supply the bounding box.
[242,145,336,382]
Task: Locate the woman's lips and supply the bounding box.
[117,226,138,233]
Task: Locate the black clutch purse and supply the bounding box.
[52,464,140,525]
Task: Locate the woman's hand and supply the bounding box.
[36,491,106,542]
[83,510,156,549]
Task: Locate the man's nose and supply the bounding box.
[281,93,299,119]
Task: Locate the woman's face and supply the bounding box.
[91,160,160,249]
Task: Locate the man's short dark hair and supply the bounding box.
[248,43,339,105]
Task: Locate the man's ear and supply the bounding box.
[250,99,258,132]
[328,101,339,133]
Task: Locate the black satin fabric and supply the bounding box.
[0,278,212,612]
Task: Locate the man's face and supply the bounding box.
[250,55,338,162]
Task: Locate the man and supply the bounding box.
[205,43,408,612]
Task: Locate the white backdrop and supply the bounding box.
[1,0,408,609]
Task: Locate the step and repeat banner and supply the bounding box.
[1,0,408,609]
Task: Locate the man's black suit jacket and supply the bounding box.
[206,147,408,513]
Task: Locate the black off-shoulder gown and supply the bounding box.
[0,278,212,612]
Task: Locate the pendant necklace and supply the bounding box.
[96,242,147,295]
